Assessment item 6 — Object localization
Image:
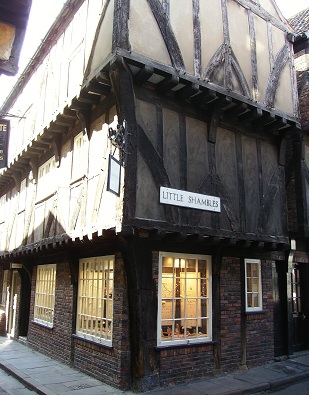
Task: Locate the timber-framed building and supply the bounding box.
[0,0,307,391]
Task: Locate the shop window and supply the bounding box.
[158,252,212,346]
[34,264,56,327]
[76,256,114,345]
[245,259,262,311]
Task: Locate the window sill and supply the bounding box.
[156,340,216,350]
[72,334,113,349]
[245,310,265,315]
[32,320,54,330]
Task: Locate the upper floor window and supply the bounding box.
[158,252,212,346]
[37,157,56,200]
[18,178,27,212]
[76,256,114,345]
[245,259,262,312]
[72,131,87,181]
[34,264,56,328]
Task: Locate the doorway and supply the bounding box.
[291,264,308,351]
[7,271,18,337]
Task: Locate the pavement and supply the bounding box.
[0,336,309,395]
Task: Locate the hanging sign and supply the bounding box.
[0,120,9,169]
[160,187,221,212]
[107,154,121,196]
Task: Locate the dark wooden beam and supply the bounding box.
[156,75,179,93]
[176,82,199,100]
[135,65,154,86]
[238,107,263,122]
[191,88,217,106]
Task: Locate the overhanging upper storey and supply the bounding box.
[85,0,299,123]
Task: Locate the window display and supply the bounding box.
[158,253,212,346]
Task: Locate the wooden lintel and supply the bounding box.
[203,236,220,246]
[156,75,179,93]
[25,146,43,156]
[56,114,76,127]
[219,238,237,247]
[252,111,276,127]
[187,234,204,243]
[149,229,166,240]
[164,232,187,242]
[12,161,28,171]
[238,107,263,122]
[49,122,68,134]
[236,239,251,248]
[32,141,49,151]
[224,102,248,118]
[78,91,101,104]
[265,242,277,251]
[191,88,217,106]
[264,117,287,132]
[176,83,199,100]
[215,95,233,110]
[87,80,111,96]
[135,65,154,86]
[251,241,264,250]
[70,98,92,111]
[63,106,77,119]
[95,71,111,86]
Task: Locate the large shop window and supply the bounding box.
[76,256,114,345]
[34,264,56,328]
[158,252,212,346]
[245,259,262,312]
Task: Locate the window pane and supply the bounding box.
[159,253,211,345]
[76,256,114,344]
[245,260,262,311]
[34,264,56,327]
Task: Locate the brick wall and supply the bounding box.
[27,263,74,364]
[154,254,275,385]
[220,257,242,373]
[246,260,274,367]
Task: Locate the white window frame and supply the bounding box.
[34,264,56,328]
[72,131,87,181]
[76,256,114,345]
[245,259,263,312]
[37,157,56,201]
[157,252,212,347]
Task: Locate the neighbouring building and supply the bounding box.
[278,7,309,356]
[0,0,306,392]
